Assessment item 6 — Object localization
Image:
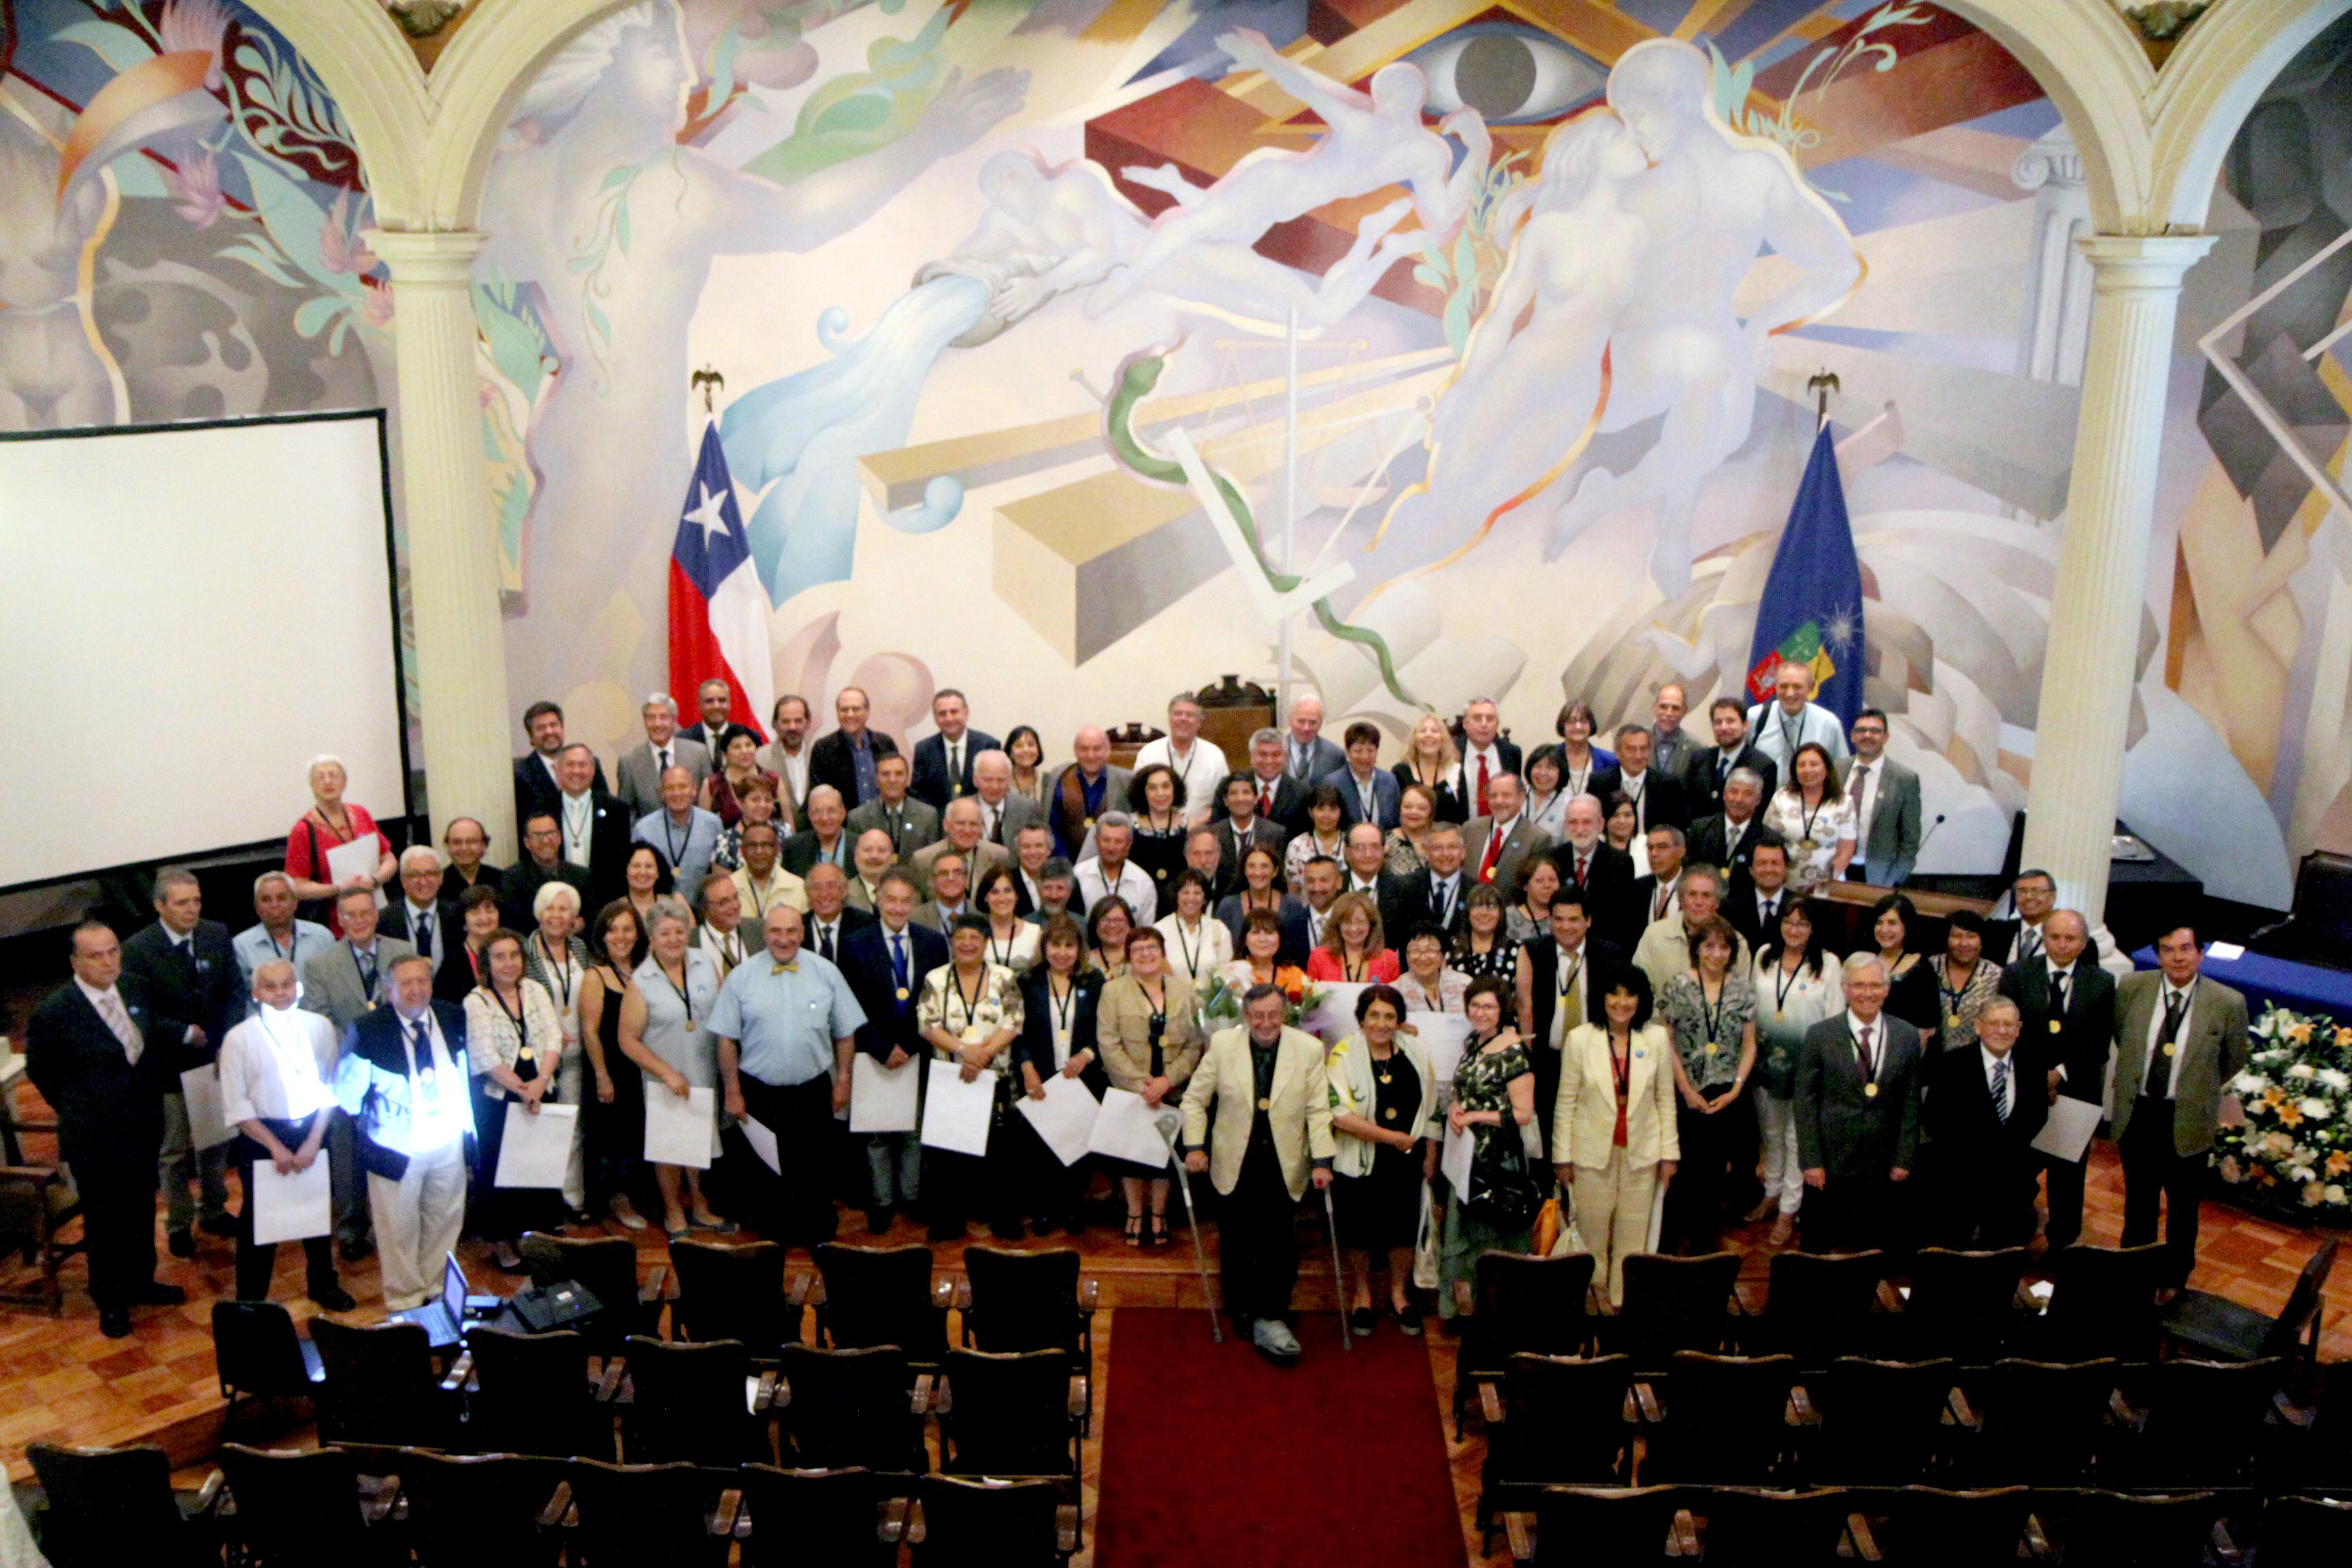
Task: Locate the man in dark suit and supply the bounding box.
[1591,725,1688,833]
[1515,891,1627,1156]
[1416,824,1472,943]
[1457,697,1523,818]
[1328,721,1403,832]
[1682,698,1778,817]
[800,863,877,966]
[614,693,711,820]
[909,688,998,811]
[334,956,474,1311]
[1224,731,1315,836]
[500,810,594,932]
[1686,768,1782,877]
[550,744,634,911]
[2110,926,2253,1286]
[836,870,947,1232]
[1208,772,1289,888]
[380,845,462,997]
[1794,951,1924,1254]
[1281,693,1348,785]
[1546,794,1637,947]
[1921,997,2044,1247]
[1998,909,2114,1250]
[29,920,188,1335]
[780,785,855,879]
[513,700,608,829]
[121,868,240,1256]
[436,817,506,905]
[681,677,747,764]
[808,686,899,809]
[1724,840,1797,949]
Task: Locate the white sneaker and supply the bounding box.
[1252,1318,1302,1360]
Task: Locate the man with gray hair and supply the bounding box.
[1049,725,1132,857]
[1921,995,2044,1247]
[1075,811,1156,923]
[233,871,333,1008]
[380,844,458,989]
[1234,727,1312,835]
[1686,766,1782,875]
[913,796,1011,899]
[1132,692,1228,818]
[1794,950,1922,1253]
[217,959,353,1308]
[616,692,711,819]
[122,866,239,1254]
[968,749,1048,847]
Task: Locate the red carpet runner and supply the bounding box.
[1092,1309,1465,1567]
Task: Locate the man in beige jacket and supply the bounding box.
[1183,984,1336,1362]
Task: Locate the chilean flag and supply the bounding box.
[668,423,774,740]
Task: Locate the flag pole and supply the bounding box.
[1806,369,1839,433]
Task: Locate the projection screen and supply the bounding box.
[0,411,408,889]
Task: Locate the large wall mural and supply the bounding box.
[4,2,2347,914]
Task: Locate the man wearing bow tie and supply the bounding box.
[710,904,866,1249]
[122,868,239,1256]
[29,920,188,1336]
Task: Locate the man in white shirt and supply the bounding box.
[732,821,811,923]
[1076,813,1157,924]
[1132,692,1229,821]
[616,693,711,819]
[233,871,333,1009]
[1745,662,1850,772]
[634,765,725,902]
[1459,697,1519,819]
[218,960,353,1308]
[758,694,815,824]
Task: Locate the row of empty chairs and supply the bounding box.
[28,1439,1077,1567]
[1501,1483,2351,1567]
[1450,1241,2338,1437]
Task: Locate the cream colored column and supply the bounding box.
[373,229,514,852]
[2021,233,2215,925]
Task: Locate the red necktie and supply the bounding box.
[1855,1024,1875,1085]
[1260,782,1274,817]
[1575,849,1590,887]
[1479,825,1504,882]
[1476,754,1491,817]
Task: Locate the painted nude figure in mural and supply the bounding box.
[0,104,117,429]
[1532,38,1861,595]
[480,0,1024,704]
[1087,29,1487,329]
[921,150,1149,346]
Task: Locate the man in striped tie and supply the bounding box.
[1921,997,2044,1247]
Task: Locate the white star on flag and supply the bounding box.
[683,482,732,543]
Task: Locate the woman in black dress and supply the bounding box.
[576,900,649,1230]
[1327,985,1439,1334]
[1124,764,1191,908]
[1015,916,1106,1233]
[1869,893,1941,1047]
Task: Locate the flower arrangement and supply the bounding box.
[1196,969,1325,1034]
[2215,1003,2352,1218]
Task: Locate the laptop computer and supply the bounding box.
[387,1253,470,1348]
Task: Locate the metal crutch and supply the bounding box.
[1320,1179,1353,1351]
[1160,1121,1223,1343]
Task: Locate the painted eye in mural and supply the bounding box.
[1405,23,1608,125]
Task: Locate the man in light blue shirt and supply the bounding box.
[231,872,333,1015]
[710,904,864,1245]
[633,766,725,905]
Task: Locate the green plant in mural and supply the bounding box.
[1708,1,1936,197]
[473,269,559,586]
[565,152,674,387]
[739,4,953,186]
[1410,152,1526,355]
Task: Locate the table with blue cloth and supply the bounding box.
[2129,945,2352,1019]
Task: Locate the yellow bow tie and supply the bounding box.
[771,960,800,975]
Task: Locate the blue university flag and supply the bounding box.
[1746,424,1865,727]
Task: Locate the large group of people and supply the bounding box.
[24,666,2247,1358]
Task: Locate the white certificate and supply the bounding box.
[2030,1096,2102,1164]
[180,1065,235,1152]
[494,1101,577,1188]
[323,836,384,904]
[1305,983,1368,1044]
[1088,1086,1175,1169]
[643,1085,717,1169]
[1440,1123,1474,1193]
[849,1054,920,1133]
[1017,1075,1100,1167]
[250,1154,332,1245]
[1407,1015,1473,1088]
[739,1115,782,1175]
[919,1059,995,1156]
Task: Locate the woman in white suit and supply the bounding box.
[1551,967,1678,1304]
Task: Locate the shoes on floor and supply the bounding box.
[135,1281,186,1306]
[1252,1318,1302,1363]
[1348,1307,1376,1337]
[691,1213,739,1235]
[866,1207,896,1236]
[338,1234,376,1264]
[493,1242,525,1270]
[198,1213,240,1239]
[1742,1198,1779,1224]
[1767,1213,1796,1246]
[309,1284,358,1312]
[608,1197,649,1231]
[100,1309,132,1339]
[1394,1302,1424,1337]
[166,1230,195,1259]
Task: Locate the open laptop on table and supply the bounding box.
[387,1253,471,1348]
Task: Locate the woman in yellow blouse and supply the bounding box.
[1550,968,1678,1304]
[1098,929,1199,1245]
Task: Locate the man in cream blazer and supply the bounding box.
[1182,985,1336,1362]
[1552,1004,1680,1305]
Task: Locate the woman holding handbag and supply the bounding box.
[1435,975,1540,1320]
[1552,968,1678,1303]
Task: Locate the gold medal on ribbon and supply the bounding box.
[2048,1019,2063,1034]
[685,1020,698,1033]
[1382,1106,1399,1122]
[1946,1013,1959,1030]
[1257,1097,1271,1111]
[517,1045,535,1063]
[896,987,910,1001]
[1704,1042,1720,1056]
[2161,1041,2177,1058]
[1863,1082,1880,1098]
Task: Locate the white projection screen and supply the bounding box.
[0,412,408,889]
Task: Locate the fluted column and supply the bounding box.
[2021,234,2215,924]
[373,229,514,852]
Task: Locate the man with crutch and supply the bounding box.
[1182,983,1336,1364]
